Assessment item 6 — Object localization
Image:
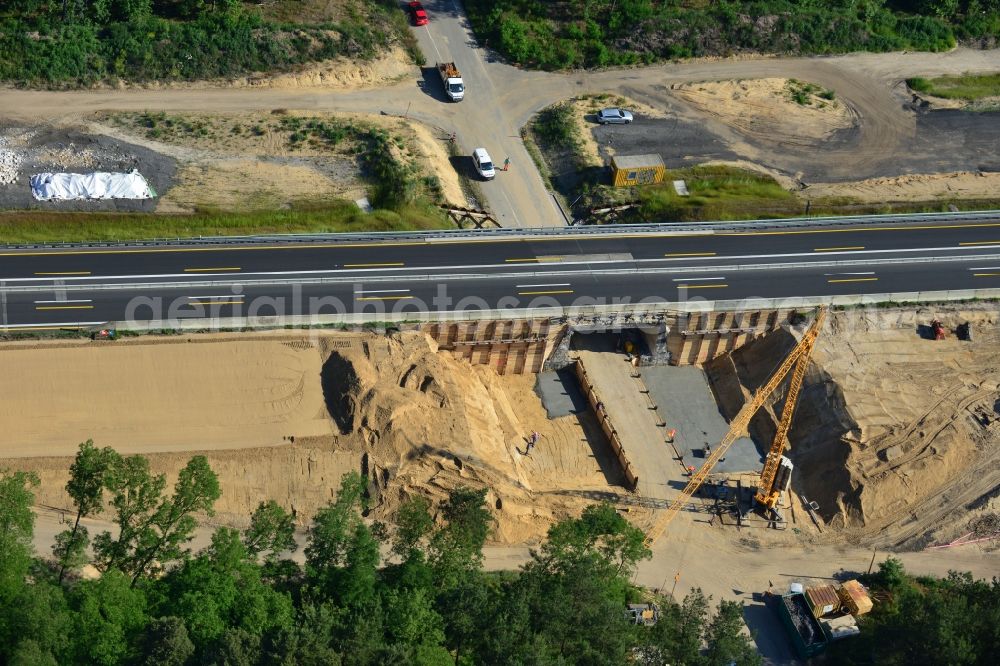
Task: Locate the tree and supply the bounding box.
[0,470,39,603]
[135,616,195,666]
[154,527,294,648]
[305,472,381,608]
[264,602,342,666]
[651,588,711,665]
[203,627,262,666]
[0,581,74,664]
[71,568,148,665]
[9,640,58,666]
[539,502,650,578]
[93,454,220,585]
[424,488,496,664]
[243,499,297,561]
[54,440,119,582]
[704,600,761,666]
[92,454,165,575]
[391,496,433,562]
[429,487,492,586]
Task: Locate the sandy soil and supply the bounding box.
[707,306,1000,550]
[101,46,414,93]
[0,336,332,458]
[0,330,617,544]
[673,77,858,147]
[803,171,1000,204]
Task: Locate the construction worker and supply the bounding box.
[525,431,540,455]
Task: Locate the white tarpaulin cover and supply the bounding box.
[30,170,155,201]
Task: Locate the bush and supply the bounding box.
[463,0,984,70]
[0,1,409,85]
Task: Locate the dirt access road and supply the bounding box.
[0,0,998,225]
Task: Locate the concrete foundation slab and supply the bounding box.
[642,365,762,475]
[534,367,588,419]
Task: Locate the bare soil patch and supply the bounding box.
[803,171,1000,204]
[100,109,464,211]
[673,77,857,147]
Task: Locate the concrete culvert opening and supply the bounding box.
[320,351,360,435]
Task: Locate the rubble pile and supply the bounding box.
[0,138,22,185]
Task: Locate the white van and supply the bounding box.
[472,148,495,180]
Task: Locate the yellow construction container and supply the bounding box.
[838,580,873,616]
[805,584,841,618]
[610,154,666,187]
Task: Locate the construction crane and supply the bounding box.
[644,307,827,547]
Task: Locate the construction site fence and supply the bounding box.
[573,358,640,491]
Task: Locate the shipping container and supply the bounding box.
[805,584,841,617]
[838,579,873,616]
[610,154,666,187]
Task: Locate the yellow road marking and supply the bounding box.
[676,284,728,289]
[517,290,574,295]
[664,252,716,257]
[34,271,91,275]
[506,257,563,263]
[814,246,864,252]
[187,299,245,306]
[356,295,414,301]
[973,273,1000,277]
[184,267,241,272]
[34,305,94,311]
[344,262,404,268]
[959,241,1000,246]
[828,277,879,283]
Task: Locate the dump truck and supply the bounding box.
[777,592,828,659]
[437,62,465,101]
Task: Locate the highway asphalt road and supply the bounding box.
[5,213,1000,330]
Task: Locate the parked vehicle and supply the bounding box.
[472,148,495,180]
[437,62,465,102]
[598,108,633,124]
[408,1,428,26]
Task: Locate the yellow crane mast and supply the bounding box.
[644,307,827,547]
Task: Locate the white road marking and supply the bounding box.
[823,272,876,276]
[424,25,443,61]
[354,289,411,294]
[515,283,570,288]
[500,189,523,228]
[670,277,725,282]
[186,295,242,300]
[1,321,104,328]
[33,299,92,304]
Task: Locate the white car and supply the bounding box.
[598,108,634,124]
[472,147,495,180]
